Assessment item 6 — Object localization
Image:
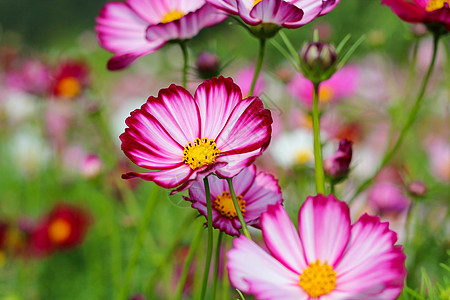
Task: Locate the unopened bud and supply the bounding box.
[195,51,220,79]
[324,139,352,182]
[407,180,427,196]
[300,42,337,82]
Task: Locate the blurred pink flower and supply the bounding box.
[287,65,358,110]
[425,136,450,182]
[208,0,339,29]
[80,154,104,179]
[4,59,51,95]
[51,60,90,99]
[185,164,283,236]
[368,181,410,214]
[382,0,450,30]
[234,66,266,97]
[227,195,406,299]
[120,76,272,193]
[95,0,226,70]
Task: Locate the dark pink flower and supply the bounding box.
[51,61,90,99]
[208,0,339,29]
[185,165,283,236]
[30,203,92,256]
[324,139,353,181]
[227,195,406,299]
[95,0,227,70]
[382,0,450,31]
[120,76,272,193]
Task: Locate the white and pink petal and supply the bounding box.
[250,0,304,28]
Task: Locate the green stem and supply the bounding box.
[200,176,214,300]
[312,82,326,195]
[118,185,158,300]
[179,41,189,88]
[212,231,224,299]
[173,222,204,300]
[248,38,266,97]
[226,178,252,240]
[350,33,441,203]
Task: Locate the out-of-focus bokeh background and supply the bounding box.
[0,0,449,299]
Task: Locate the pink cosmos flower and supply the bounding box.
[185,164,283,236]
[95,0,227,70]
[227,195,406,299]
[207,0,339,29]
[120,76,273,193]
[287,65,358,110]
[382,0,450,30]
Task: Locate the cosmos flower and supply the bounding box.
[227,195,406,299]
[95,0,227,70]
[381,0,450,31]
[185,164,283,236]
[287,65,358,110]
[30,203,92,256]
[51,60,90,99]
[269,128,315,168]
[207,0,339,29]
[323,138,353,181]
[120,76,272,193]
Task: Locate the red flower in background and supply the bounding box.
[31,203,92,256]
[382,0,450,31]
[51,61,90,99]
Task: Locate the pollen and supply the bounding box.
[183,137,220,170]
[161,9,184,23]
[213,191,246,219]
[253,0,262,5]
[299,260,337,298]
[426,0,449,11]
[56,77,81,98]
[48,218,71,244]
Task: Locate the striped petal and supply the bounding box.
[250,0,304,28]
[123,163,193,188]
[227,236,308,300]
[261,204,307,274]
[298,194,351,266]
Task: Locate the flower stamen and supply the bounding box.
[299,260,337,297]
[161,9,184,23]
[426,0,449,11]
[183,137,220,170]
[48,219,71,244]
[213,191,246,219]
[56,77,81,98]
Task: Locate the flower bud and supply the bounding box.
[300,42,337,82]
[407,180,427,196]
[324,139,353,182]
[195,51,220,79]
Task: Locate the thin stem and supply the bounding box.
[248,38,266,97]
[179,41,189,88]
[200,176,214,300]
[312,82,326,195]
[118,185,159,300]
[212,231,224,299]
[173,222,204,300]
[350,33,441,203]
[226,178,252,240]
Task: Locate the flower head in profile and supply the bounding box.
[31,203,92,256]
[95,0,227,70]
[227,194,406,299]
[51,60,90,99]
[120,76,272,193]
[382,0,450,31]
[185,165,283,236]
[208,0,339,32]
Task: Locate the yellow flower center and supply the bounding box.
[56,77,81,98]
[213,191,246,219]
[426,0,449,11]
[295,149,313,164]
[299,260,337,298]
[253,0,262,5]
[318,85,334,103]
[161,9,184,23]
[183,137,220,170]
[48,219,71,244]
